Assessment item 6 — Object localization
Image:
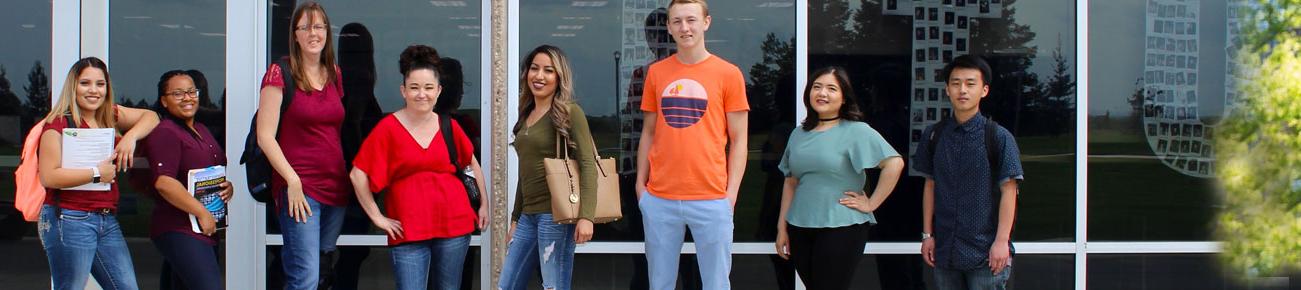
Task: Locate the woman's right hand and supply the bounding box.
[96,158,117,183]
[775,228,790,260]
[286,180,313,223]
[505,222,517,245]
[371,215,404,241]
[198,213,218,236]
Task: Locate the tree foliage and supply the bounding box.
[1216,0,1301,279]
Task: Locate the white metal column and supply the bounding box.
[1075,0,1090,289]
[225,1,268,289]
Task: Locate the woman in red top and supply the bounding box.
[350,45,487,290]
[256,2,350,289]
[36,56,160,290]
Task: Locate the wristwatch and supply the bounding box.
[921,232,933,241]
[91,167,102,183]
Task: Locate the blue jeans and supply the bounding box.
[391,235,470,290]
[37,205,140,290]
[153,232,221,290]
[639,193,733,290]
[277,194,346,290]
[933,265,1012,290]
[499,213,577,290]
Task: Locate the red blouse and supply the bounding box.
[352,115,477,245]
[260,63,351,208]
[42,115,122,212]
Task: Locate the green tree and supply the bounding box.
[1216,0,1301,279]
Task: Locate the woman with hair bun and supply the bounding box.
[349,44,487,290]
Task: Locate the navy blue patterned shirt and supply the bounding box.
[911,114,1024,270]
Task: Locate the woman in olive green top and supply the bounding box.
[774,67,905,290]
[499,45,598,290]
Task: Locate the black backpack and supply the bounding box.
[239,58,295,203]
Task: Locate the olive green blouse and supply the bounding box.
[511,103,599,222]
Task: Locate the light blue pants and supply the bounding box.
[639,193,733,290]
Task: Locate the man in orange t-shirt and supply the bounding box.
[635,1,749,289]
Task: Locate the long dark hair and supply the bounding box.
[514,45,577,148]
[800,66,864,131]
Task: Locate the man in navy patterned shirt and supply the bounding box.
[912,55,1024,290]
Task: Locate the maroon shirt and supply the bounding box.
[42,115,122,211]
[142,117,225,244]
[260,63,350,208]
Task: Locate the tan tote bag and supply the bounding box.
[544,133,622,224]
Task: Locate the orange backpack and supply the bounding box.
[14,121,48,221]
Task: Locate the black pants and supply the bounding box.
[788,222,871,290]
[154,232,222,290]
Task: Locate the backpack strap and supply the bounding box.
[276,57,295,116]
[440,114,462,173]
[53,114,77,218]
[985,118,1002,224]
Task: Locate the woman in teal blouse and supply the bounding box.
[774,66,905,290]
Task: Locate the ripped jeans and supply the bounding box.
[498,213,576,290]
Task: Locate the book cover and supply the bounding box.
[187,165,228,233]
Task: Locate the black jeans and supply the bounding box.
[787,222,871,290]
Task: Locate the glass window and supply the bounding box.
[810,0,1077,243]
[1087,0,1226,241]
[265,1,484,289]
[106,1,227,288]
[519,1,795,243]
[1088,254,1294,289]
[0,3,51,287]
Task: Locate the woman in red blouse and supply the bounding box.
[255,2,350,289]
[350,45,487,290]
[36,56,160,290]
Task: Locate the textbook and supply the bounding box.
[187,166,228,233]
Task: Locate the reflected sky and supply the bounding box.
[1090,0,1228,117]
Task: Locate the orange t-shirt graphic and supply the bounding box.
[640,55,749,200]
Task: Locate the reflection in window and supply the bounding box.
[0,2,52,289]
[814,0,1075,287]
[265,1,484,289]
[1088,0,1236,241]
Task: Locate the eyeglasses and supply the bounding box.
[165,89,199,100]
[295,24,328,32]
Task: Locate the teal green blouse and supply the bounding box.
[778,121,900,228]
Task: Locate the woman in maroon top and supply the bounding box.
[350,45,488,290]
[255,2,350,289]
[142,70,233,290]
[37,57,160,290]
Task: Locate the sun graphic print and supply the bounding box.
[660,79,709,128]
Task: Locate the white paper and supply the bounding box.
[61,128,114,191]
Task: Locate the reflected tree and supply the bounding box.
[0,66,23,116]
[747,33,795,133]
[24,61,49,122]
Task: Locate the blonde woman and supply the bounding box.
[37,56,160,290]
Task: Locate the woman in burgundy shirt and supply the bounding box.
[350,45,488,290]
[37,56,160,290]
[142,70,233,290]
[255,3,350,289]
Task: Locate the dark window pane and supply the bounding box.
[809,0,1077,243]
[1089,254,1298,290]
[1087,0,1226,241]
